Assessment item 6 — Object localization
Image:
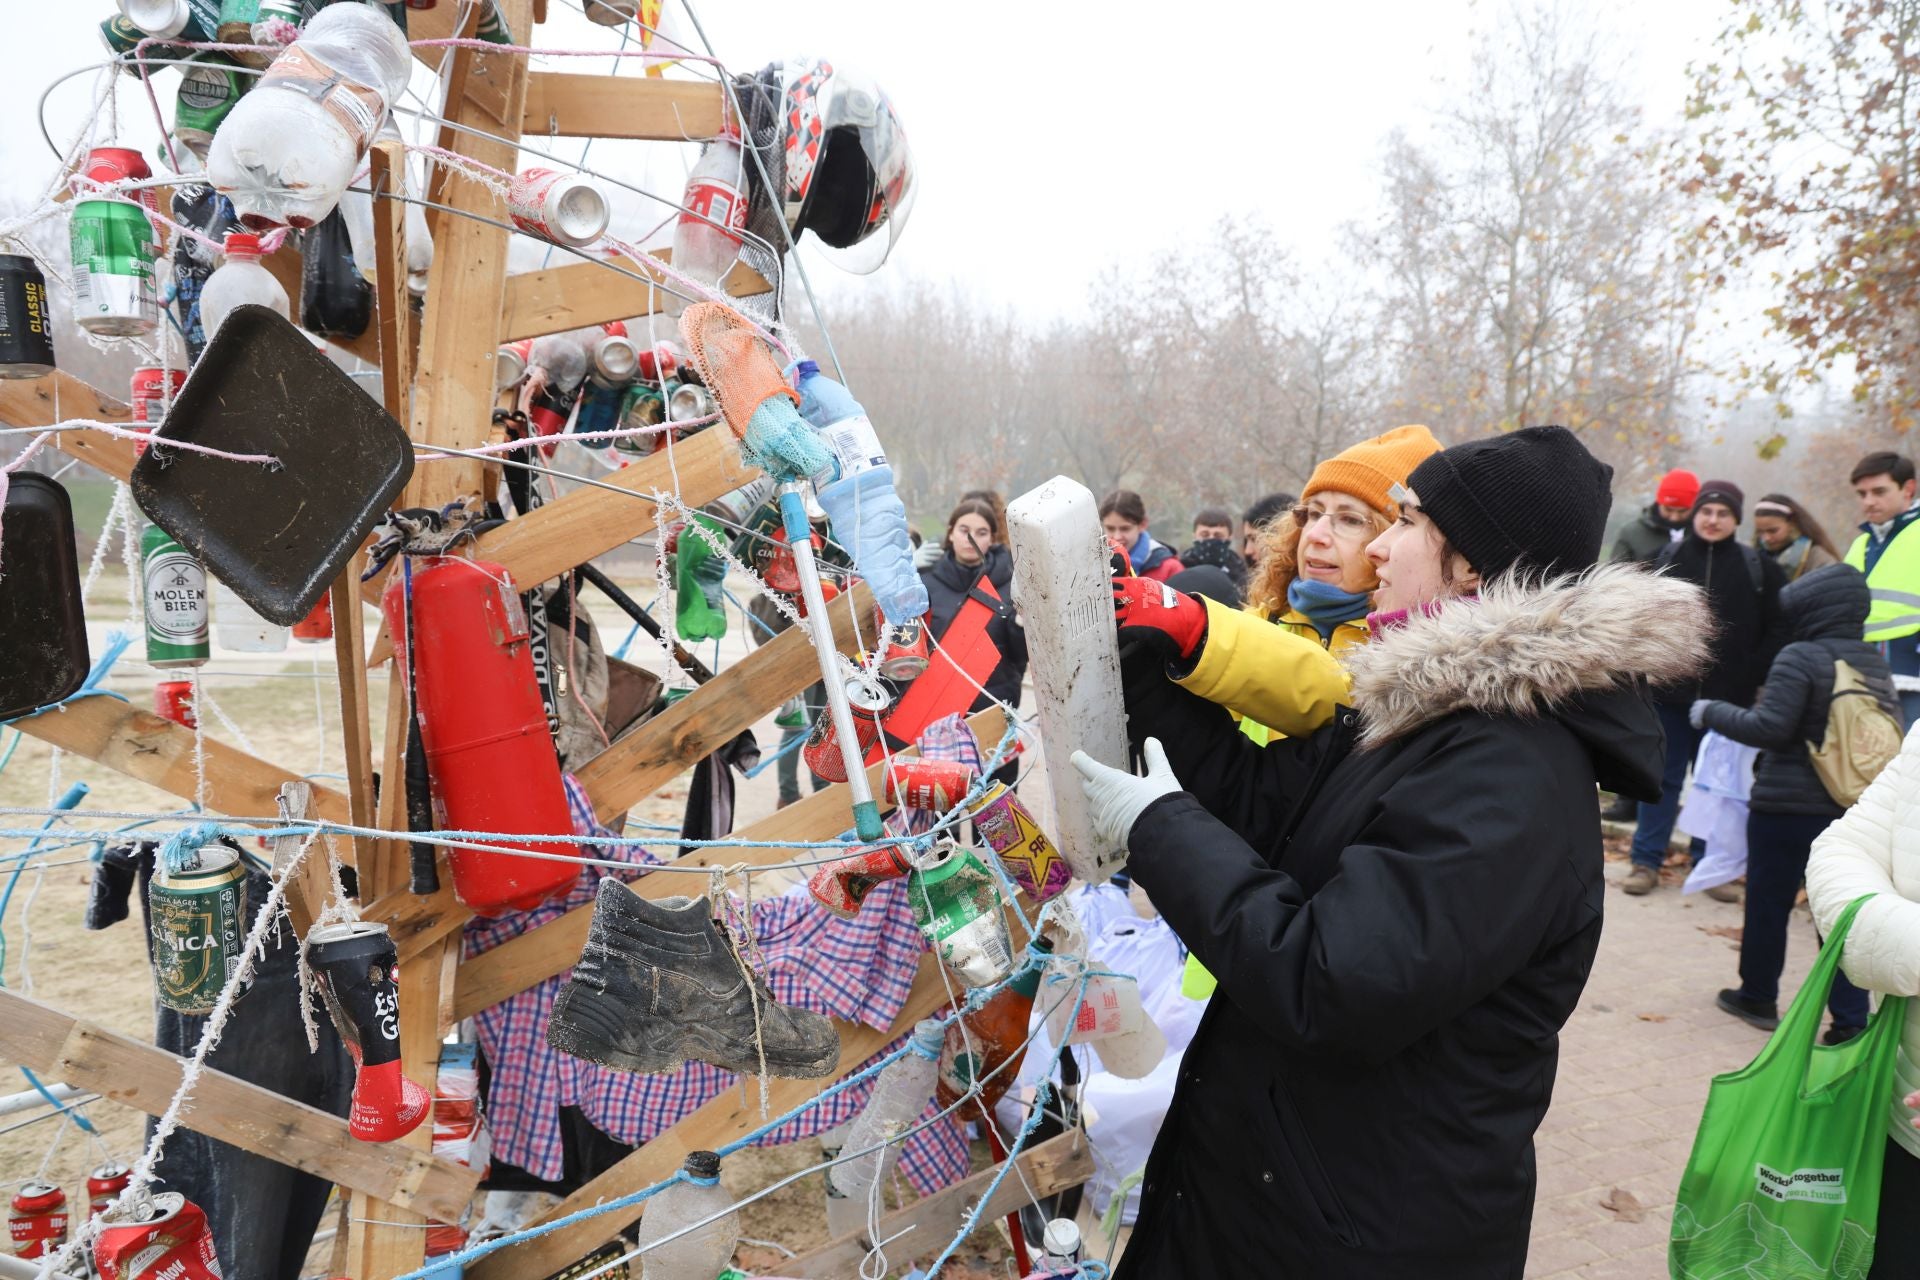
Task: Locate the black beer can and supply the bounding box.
[0,254,55,379]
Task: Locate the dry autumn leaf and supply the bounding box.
[1601,1187,1647,1223]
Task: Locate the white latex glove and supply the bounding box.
[1071,738,1183,850]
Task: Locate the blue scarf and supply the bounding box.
[1127,529,1156,572]
[1286,577,1372,641]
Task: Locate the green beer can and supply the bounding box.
[149,843,248,1014]
[141,524,210,668]
[69,201,158,337]
[98,16,189,75]
[175,56,245,155]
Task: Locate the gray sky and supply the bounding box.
[6,0,1729,318]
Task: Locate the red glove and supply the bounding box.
[1111,577,1208,662]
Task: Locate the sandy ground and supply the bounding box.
[0,565,1028,1277]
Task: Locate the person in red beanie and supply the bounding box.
[1610,468,1701,563]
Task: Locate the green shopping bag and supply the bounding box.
[1670,895,1906,1279]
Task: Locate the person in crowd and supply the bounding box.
[1845,452,1920,726]
[1692,564,1893,1040]
[1752,493,1841,582]
[1610,468,1700,563]
[920,497,1027,722]
[1240,491,1296,569]
[1624,480,1787,896]
[1100,490,1184,582]
[1073,426,1708,1277]
[1179,505,1248,586]
[1806,725,1920,1277]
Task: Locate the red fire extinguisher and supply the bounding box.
[381,556,580,915]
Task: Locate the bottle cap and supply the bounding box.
[223,232,263,258]
[796,359,819,380]
[909,1018,945,1057]
[1042,1217,1082,1258]
[684,1150,722,1180]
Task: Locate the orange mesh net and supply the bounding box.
[679,302,799,438]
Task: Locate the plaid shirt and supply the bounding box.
[465,716,986,1191]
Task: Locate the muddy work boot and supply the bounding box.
[1620,865,1660,896]
[547,880,840,1078]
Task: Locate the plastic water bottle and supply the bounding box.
[207,4,411,230]
[525,329,593,439]
[198,231,288,340]
[819,1120,864,1239]
[795,362,929,625]
[828,1020,943,1214]
[212,579,289,653]
[634,1150,738,1280]
[671,134,748,289]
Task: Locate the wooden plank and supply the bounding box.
[466,954,958,1280]
[11,698,350,826]
[330,551,378,847]
[472,424,753,592]
[576,581,876,823]
[371,138,417,422]
[0,373,139,482]
[272,781,334,938]
[0,989,479,1223]
[449,704,1007,1021]
[782,1132,1094,1278]
[522,73,726,141]
[501,255,768,342]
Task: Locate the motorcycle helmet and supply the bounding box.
[779,59,915,273]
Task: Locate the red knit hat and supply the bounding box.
[1655,469,1700,508]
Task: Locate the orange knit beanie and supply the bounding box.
[1302,424,1443,515]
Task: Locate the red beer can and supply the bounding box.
[8,1181,69,1259]
[153,679,196,728]
[130,367,186,454]
[507,169,609,248]
[876,613,930,680]
[87,1162,132,1219]
[883,759,977,812]
[292,592,332,643]
[94,1192,220,1280]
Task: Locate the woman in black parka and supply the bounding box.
[1696,563,1899,1042]
[1073,427,1711,1278]
[919,497,1027,715]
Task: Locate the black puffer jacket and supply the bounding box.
[919,545,1027,710]
[1655,533,1787,706]
[1112,565,1708,1279]
[1699,564,1899,817]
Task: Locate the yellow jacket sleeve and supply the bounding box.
[1172,598,1351,737]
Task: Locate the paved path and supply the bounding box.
[1524,857,1824,1278]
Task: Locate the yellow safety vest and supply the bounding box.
[1846,525,1920,642]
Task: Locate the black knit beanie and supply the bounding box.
[1692,480,1744,524]
[1405,425,1614,584]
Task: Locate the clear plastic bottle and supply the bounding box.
[671,134,748,289]
[828,1019,943,1215]
[795,362,930,625]
[212,579,289,653]
[525,328,594,439]
[819,1120,864,1240]
[207,4,412,229]
[198,231,289,340]
[634,1150,738,1280]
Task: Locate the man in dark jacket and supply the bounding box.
[1625,480,1788,894]
[1074,427,1710,1278]
[1609,467,1699,563]
[1695,563,1899,1042]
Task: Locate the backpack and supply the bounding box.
[1808,659,1904,806]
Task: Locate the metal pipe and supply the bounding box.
[0,1081,83,1118]
[778,484,882,840]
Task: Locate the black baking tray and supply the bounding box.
[130,304,413,626]
[0,472,90,719]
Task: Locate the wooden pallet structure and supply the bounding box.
[0,6,1088,1277]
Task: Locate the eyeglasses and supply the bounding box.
[1291,505,1376,540]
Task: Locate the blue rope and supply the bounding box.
[156,822,225,875]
